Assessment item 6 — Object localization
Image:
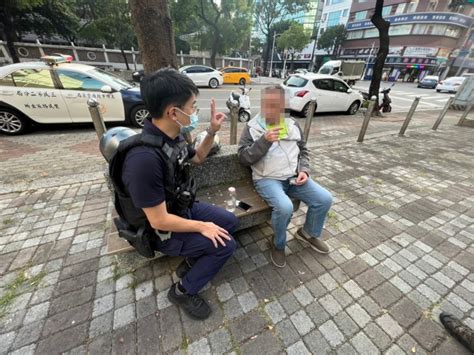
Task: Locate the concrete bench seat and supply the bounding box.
[107,145,299,255]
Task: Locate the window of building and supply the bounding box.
[11,69,55,88]
[389,24,412,36]
[331,0,344,4]
[346,30,363,39]
[445,26,461,38]
[407,1,419,13]
[382,6,392,16]
[428,1,438,11]
[364,28,379,38]
[395,3,406,14]
[354,10,368,21]
[327,10,342,27]
[342,9,348,17]
[322,13,327,22]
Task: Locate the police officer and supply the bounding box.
[121,68,238,320]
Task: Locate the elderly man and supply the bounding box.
[238,86,333,267]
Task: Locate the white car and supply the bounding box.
[281,74,363,116]
[0,55,150,135]
[436,76,465,93]
[179,65,223,89]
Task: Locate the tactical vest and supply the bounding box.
[109,132,196,233]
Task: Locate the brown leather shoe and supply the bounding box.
[270,246,286,268]
[295,227,330,254]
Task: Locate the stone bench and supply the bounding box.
[107,145,299,255]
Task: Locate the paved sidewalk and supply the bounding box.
[0,111,473,354]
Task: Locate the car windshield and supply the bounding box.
[319,66,332,75]
[88,68,132,89]
[283,76,308,87]
[445,77,464,83]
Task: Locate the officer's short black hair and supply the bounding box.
[140,68,199,119]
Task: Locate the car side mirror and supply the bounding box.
[100,85,113,93]
[182,70,187,74]
[347,88,353,93]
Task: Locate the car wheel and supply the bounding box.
[238,111,250,122]
[0,108,30,135]
[209,78,219,89]
[130,105,150,128]
[302,102,317,117]
[436,89,441,92]
[346,101,360,115]
[239,78,246,86]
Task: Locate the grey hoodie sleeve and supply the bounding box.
[238,124,273,166]
[294,121,311,175]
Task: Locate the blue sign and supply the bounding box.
[347,12,473,30]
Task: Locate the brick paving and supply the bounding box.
[0,109,473,354]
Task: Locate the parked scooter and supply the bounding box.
[226,86,252,122]
[361,83,394,113]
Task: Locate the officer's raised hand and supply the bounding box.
[209,98,226,133]
[191,98,226,164]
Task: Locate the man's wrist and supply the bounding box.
[206,127,217,136]
[300,171,309,177]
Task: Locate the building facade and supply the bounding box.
[318,0,354,38]
[341,0,474,81]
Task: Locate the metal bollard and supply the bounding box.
[399,96,421,136]
[87,98,106,139]
[229,105,239,145]
[432,95,454,131]
[457,102,473,127]
[303,99,317,143]
[357,96,377,143]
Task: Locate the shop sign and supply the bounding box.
[404,47,438,56]
[347,12,473,30]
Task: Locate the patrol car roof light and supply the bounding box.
[41,54,73,65]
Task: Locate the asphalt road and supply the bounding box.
[196,84,262,120]
[196,80,453,122]
[352,81,451,113]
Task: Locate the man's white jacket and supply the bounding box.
[237,113,310,181]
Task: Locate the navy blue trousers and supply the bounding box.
[156,202,239,295]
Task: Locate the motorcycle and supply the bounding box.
[226,86,252,122]
[361,83,394,113]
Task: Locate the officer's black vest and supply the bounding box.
[109,132,196,231]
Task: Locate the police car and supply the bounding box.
[0,54,150,135]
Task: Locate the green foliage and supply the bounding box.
[317,24,346,54]
[79,0,137,49]
[254,0,309,36]
[277,23,310,52]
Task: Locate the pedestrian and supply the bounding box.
[237,86,333,268]
[116,68,238,320]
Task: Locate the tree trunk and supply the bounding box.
[120,48,130,70]
[129,0,177,74]
[368,0,390,114]
[1,7,19,63]
[263,34,272,74]
[210,35,220,69]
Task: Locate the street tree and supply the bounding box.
[0,0,46,63]
[317,25,346,56]
[80,0,136,69]
[277,23,310,71]
[195,0,253,68]
[129,0,177,73]
[254,0,308,73]
[368,0,390,114]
